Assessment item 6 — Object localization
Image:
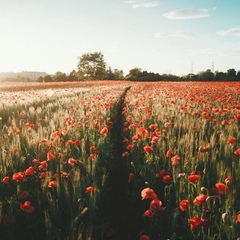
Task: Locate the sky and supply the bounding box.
[0,0,240,76]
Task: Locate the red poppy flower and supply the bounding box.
[48,180,57,188]
[20,201,35,213]
[67,140,75,145]
[162,174,171,183]
[234,149,240,156]
[90,145,97,151]
[162,129,167,134]
[47,150,55,161]
[156,169,168,178]
[1,176,10,184]
[25,122,34,129]
[143,209,155,218]
[12,172,25,182]
[122,151,129,157]
[127,144,134,150]
[100,127,109,135]
[192,126,197,131]
[52,173,59,179]
[156,169,171,183]
[199,146,209,153]
[89,153,96,160]
[39,172,47,179]
[179,199,190,212]
[85,186,93,194]
[215,182,229,194]
[188,174,200,184]
[221,120,228,125]
[224,176,233,184]
[150,199,164,211]
[141,188,158,200]
[237,214,240,223]
[164,122,174,127]
[144,146,153,154]
[25,166,35,176]
[50,130,61,139]
[38,160,48,171]
[171,155,180,165]
[13,148,18,154]
[132,134,139,142]
[149,124,158,130]
[192,112,199,117]
[128,173,134,182]
[40,138,47,144]
[94,149,100,155]
[138,127,148,135]
[18,191,29,200]
[193,194,207,206]
[166,149,174,158]
[151,136,160,144]
[122,137,129,143]
[61,172,69,178]
[227,137,236,144]
[75,139,81,145]
[68,158,77,166]
[188,217,207,230]
[139,235,150,240]
[33,159,41,164]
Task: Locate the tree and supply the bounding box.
[215,71,227,81]
[43,75,53,82]
[105,68,125,80]
[105,67,115,80]
[77,52,106,80]
[37,76,44,82]
[67,70,78,81]
[125,68,142,80]
[237,71,240,80]
[227,68,236,77]
[113,69,124,80]
[198,69,214,81]
[53,72,67,82]
[226,68,237,81]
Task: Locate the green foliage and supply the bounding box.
[198,69,215,81]
[105,67,125,80]
[77,52,106,80]
[125,67,179,81]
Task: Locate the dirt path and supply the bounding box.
[96,86,132,240]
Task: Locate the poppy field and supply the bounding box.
[0,81,240,240]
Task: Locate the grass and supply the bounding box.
[0,81,240,240]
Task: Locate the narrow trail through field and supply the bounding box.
[97,86,132,240]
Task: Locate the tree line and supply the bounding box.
[36,52,240,82]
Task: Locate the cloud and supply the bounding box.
[191,48,240,58]
[154,31,194,40]
[217,27,240,36]
[124,0,138,3]
[163,8,210,19]
[219,50,240,57]
[124,0,160,8]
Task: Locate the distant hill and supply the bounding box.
[0,71,48,81]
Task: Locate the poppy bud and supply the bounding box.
[222,213,229,223]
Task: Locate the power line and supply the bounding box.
[212,60,215,72]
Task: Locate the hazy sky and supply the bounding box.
[0,0,240,76]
